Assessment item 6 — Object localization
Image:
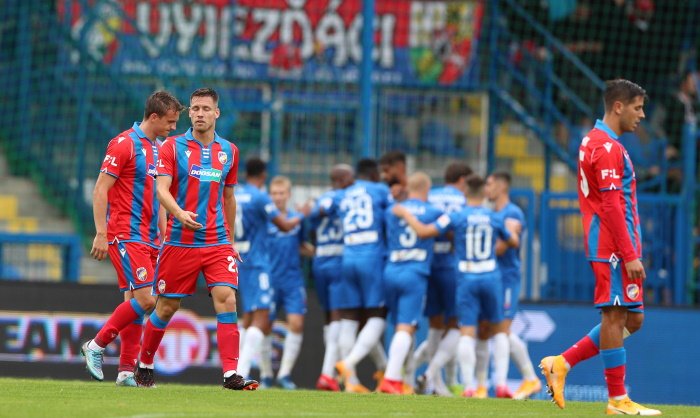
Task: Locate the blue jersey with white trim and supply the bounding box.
[494,201,525,276]
[385,199,443,276]
[325,179,390,255]
[435,205,510,277]
[233,183,280,269]
[267,209,305,285]
[428,185,466,268]
[311,190,344,270]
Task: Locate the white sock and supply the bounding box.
[259,335,274,379]
[239,326,246,349]
[237,326,264,378]
[509,333,536,380]
[223,370,236,378]
[87,339,105,351]
[338,319,359,359]
[457,335,476,390]
[403,338,417,387]
[492,332,510,387]
[278,331,303,378]
[444,357,458,386]
[322,321,341,376]
[475,338,490,387]
[345,318,386,368]
[385,330,412,381]
[369,342,387,371]
[426,329,460,379]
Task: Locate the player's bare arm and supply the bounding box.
[91,172,118,261]
[223,186,243,262]
[156,175,203,230]
[272,213,301,232]
[158,205,167,243]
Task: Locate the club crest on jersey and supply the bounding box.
[626,283,640,300]
[158,279,166,294]
[136,267,148,282]
[218,151,227,165]
[147,163,157,178]
[189,165,222,182]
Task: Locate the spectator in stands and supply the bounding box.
[662,70,698,193]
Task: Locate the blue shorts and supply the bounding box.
[501,269,521,320]
[425,264,457,320]
[238,264,272,313]
[457,273,503,326]
[384,264,428,327]
[336,251,385,310]
[312,260,343,312]
[270,273,307,316]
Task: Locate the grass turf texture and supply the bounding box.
[2,378,698,418]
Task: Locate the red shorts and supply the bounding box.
[591,261,644,312]
[108,241,159,292]
[154,244,239,297]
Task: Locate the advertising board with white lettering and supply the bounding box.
[58,0,482,86]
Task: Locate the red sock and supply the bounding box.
[605,364,627,398]
[562,335,599,368]
[139,319,166,365]
[95,300,141,347]
[118,321,143,372]
[217,322,240,373]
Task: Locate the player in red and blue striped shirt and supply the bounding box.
[540,80,661,416]
[135,88,257,391]
[81,91,184,387]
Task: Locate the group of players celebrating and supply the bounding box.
[78,79,662,415]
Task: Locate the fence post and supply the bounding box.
[16,0,32,172]
[486,0,500,174]
[359,0,375,159]
[679,122,697,304]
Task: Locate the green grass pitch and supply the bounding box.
[2,377,699,418]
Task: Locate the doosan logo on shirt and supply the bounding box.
[189,165,222,182]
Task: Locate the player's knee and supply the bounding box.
[625,313,644,334]
[139,296,156,312]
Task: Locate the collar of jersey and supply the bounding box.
[184,128,223,146]
[131,122,149,140]
[594,119,619,140]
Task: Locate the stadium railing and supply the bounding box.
[0,232,81,282]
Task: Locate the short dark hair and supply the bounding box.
[444,162,473,184]
[378,150,406,166]
[246,157,266,177]
[190,87,219,105]
[356,158,380,181]
[603,79,646,111]
[490,171,511,185]
[143,91,184,119]
[465,174,485,196]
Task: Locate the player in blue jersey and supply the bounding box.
[377,172,443,394]
[318,159,389,393]
[379,150,408,201]
[265,175,314,389]
[483,171,541,399]
[413,162,472,396]
[394,175,518,399]
[234,158,303,381]
[311,164,354,391]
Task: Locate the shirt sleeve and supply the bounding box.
[100,136,133,178]
[433,213,454,234]
[493,218,512,242]
[224,144,239,187]
[156,139,176,178]
[591,143,624,191]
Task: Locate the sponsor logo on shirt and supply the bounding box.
[189,165,222,182]
[601,169,620,180]
[147,163,157,178]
